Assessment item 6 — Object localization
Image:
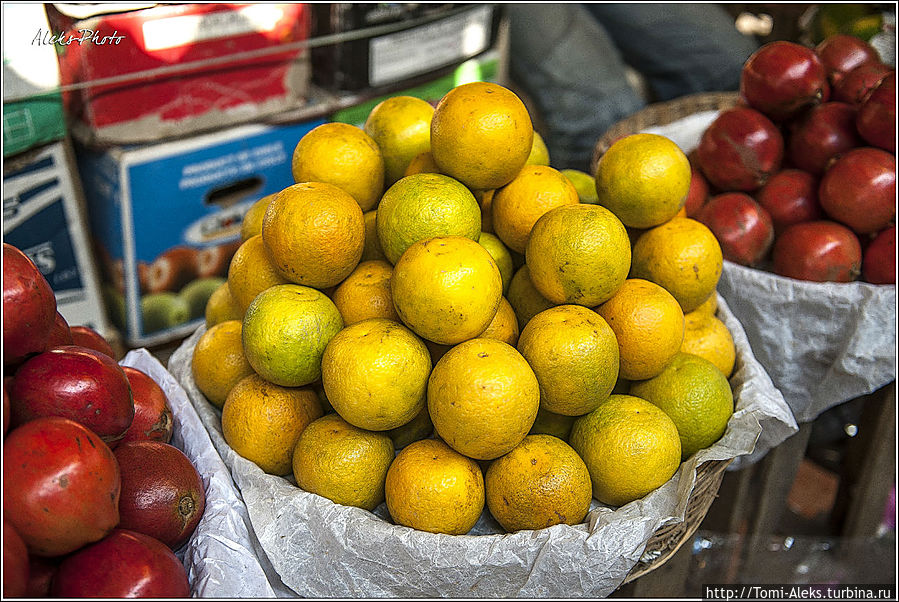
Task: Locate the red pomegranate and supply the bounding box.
[684,165,710,217]
[26,555,59,598]
[756,169,823,234]
[4,378,11,435]
[46,311,74,348]
[787,102,863,175]
[815,34,882,84]
[772,221,862,282]
[832,62,892,106]
[115,440,206,549]
[856,71,896,152]
[862,226,896,285]
[819,147,896,234]
[696,192,775,266]
[50,529,190,598]
[9,345,135,447]
[120,366,174,443]
[740,41,829,121]
[69,324,117,359]
[3,519,29,597]
[695,107,784,192]
[2,417,121,556]
[3,243,57,366]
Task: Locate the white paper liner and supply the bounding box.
[644,111,898,428]
[166,295,796,597]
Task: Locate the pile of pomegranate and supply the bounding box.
[3,243,206,598]
[687,34,895,284]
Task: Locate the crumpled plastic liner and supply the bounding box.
[645,111,897,429]
[119,349,295,598]
[166,295,796,598]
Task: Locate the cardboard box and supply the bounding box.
[311,4,502,92]
[2,4,67,156]
[46,3,312,146]
[3,140,111,337]
[75,118,325,348]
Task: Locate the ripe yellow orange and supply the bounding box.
[330,260,400,326]
[569,394,682,507]
[227,235,291,312]
[485,434,592,532]
[386,405,433,450]
[596,279,685,381]
[321,318,432,431]
[292,413,395,511]
[491,164,580,254]
[191,320,255,409]
[693,292,719,317]
[403,151,442,177]
[221,374,323,475]
[517,305,619,416]
[477,296,520,346]
[529,407,577,441]
[526,203,631,306]
[631,217,723,313]
[391,236,502,345]
[291,122,384,211]
[363,95,435,186]
[360,210,387,263]
[525,131,551,166]
[385,438,485,534]
[477,232,514,294]
[262,182,364,289]
[561,169,599,204]
[376,173,481,265]
[506,264,556,329]
[594,133,691,228]
[204,281,243,327]
[428,338,539,460]
[476,189,496,234]
[430,82,533,191]
[240,194,276,242]
[630,353,734,459]
[680,312,736,378]
[241,284,344,387]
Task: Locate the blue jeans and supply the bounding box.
[507,3,759,171]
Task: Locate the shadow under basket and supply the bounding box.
[591,91,741,171]
[623,458,732,584]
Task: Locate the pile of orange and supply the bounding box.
[193,81,739,536]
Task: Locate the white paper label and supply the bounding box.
[142,5,285,51]
[369,5,493,86]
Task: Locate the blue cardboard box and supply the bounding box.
[3,140,111,336]
[76,119,325,347]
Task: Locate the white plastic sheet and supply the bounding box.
[645,112,898,428]
[166,294,795,598]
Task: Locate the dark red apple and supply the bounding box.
[819,147,896,234]
[756,169,823,234]
[69,324,117,359]
[4,378,11,435]
[772,221,862,282]
[684,165,710,217]
[696,107,784,192]
[696,192,775,266]
[787,102,863,175]
[862,226,896,284]
[147,246,197,294]
[46,310,74,348]
[3,417,121,556]
[9,345,135,447]
[3,519,29,597]
[740,41,829,121]
[832,62,892,106]
[25,555,59,598]
[856,71,896,152]
[815,34,882,84]
[120,366,174,444]
[115,440,206,549]
[50,529,190,598]
[3,243,57,366]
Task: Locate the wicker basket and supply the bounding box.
[591,91,741,171]
[623,457,731,583]
[594,91,743,585]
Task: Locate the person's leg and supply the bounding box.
[585,3,759,102]
[506,3,645,171]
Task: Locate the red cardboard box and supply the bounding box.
[46,3,311,145]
